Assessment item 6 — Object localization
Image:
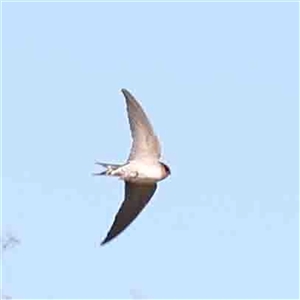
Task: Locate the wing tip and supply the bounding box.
[100,232,116,246]
[100,236,110,246]
[121,88,135,102]
[121,88,128,96]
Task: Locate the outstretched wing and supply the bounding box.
[101,182,157,245]
[121,89,161,162]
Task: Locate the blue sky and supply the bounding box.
[2,2,299,299]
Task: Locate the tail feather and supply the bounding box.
[95,170,109,176]
[94,162,122,176]
[95,162,122,169]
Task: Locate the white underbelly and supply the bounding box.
[124,162,164,182]
[138,164,163,180]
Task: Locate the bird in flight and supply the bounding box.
[94,89,171,245]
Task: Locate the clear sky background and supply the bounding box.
[2,2,299,299]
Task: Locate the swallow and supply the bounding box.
[94,88,171,245]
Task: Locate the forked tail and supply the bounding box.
[93,162,122,176]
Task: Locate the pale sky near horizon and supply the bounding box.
[2,2,299,299]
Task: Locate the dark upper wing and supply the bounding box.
[121,89,161,162]
[101,182,157,245]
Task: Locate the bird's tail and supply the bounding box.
[93,162,123,176]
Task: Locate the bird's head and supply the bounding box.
[160,162,171,178]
